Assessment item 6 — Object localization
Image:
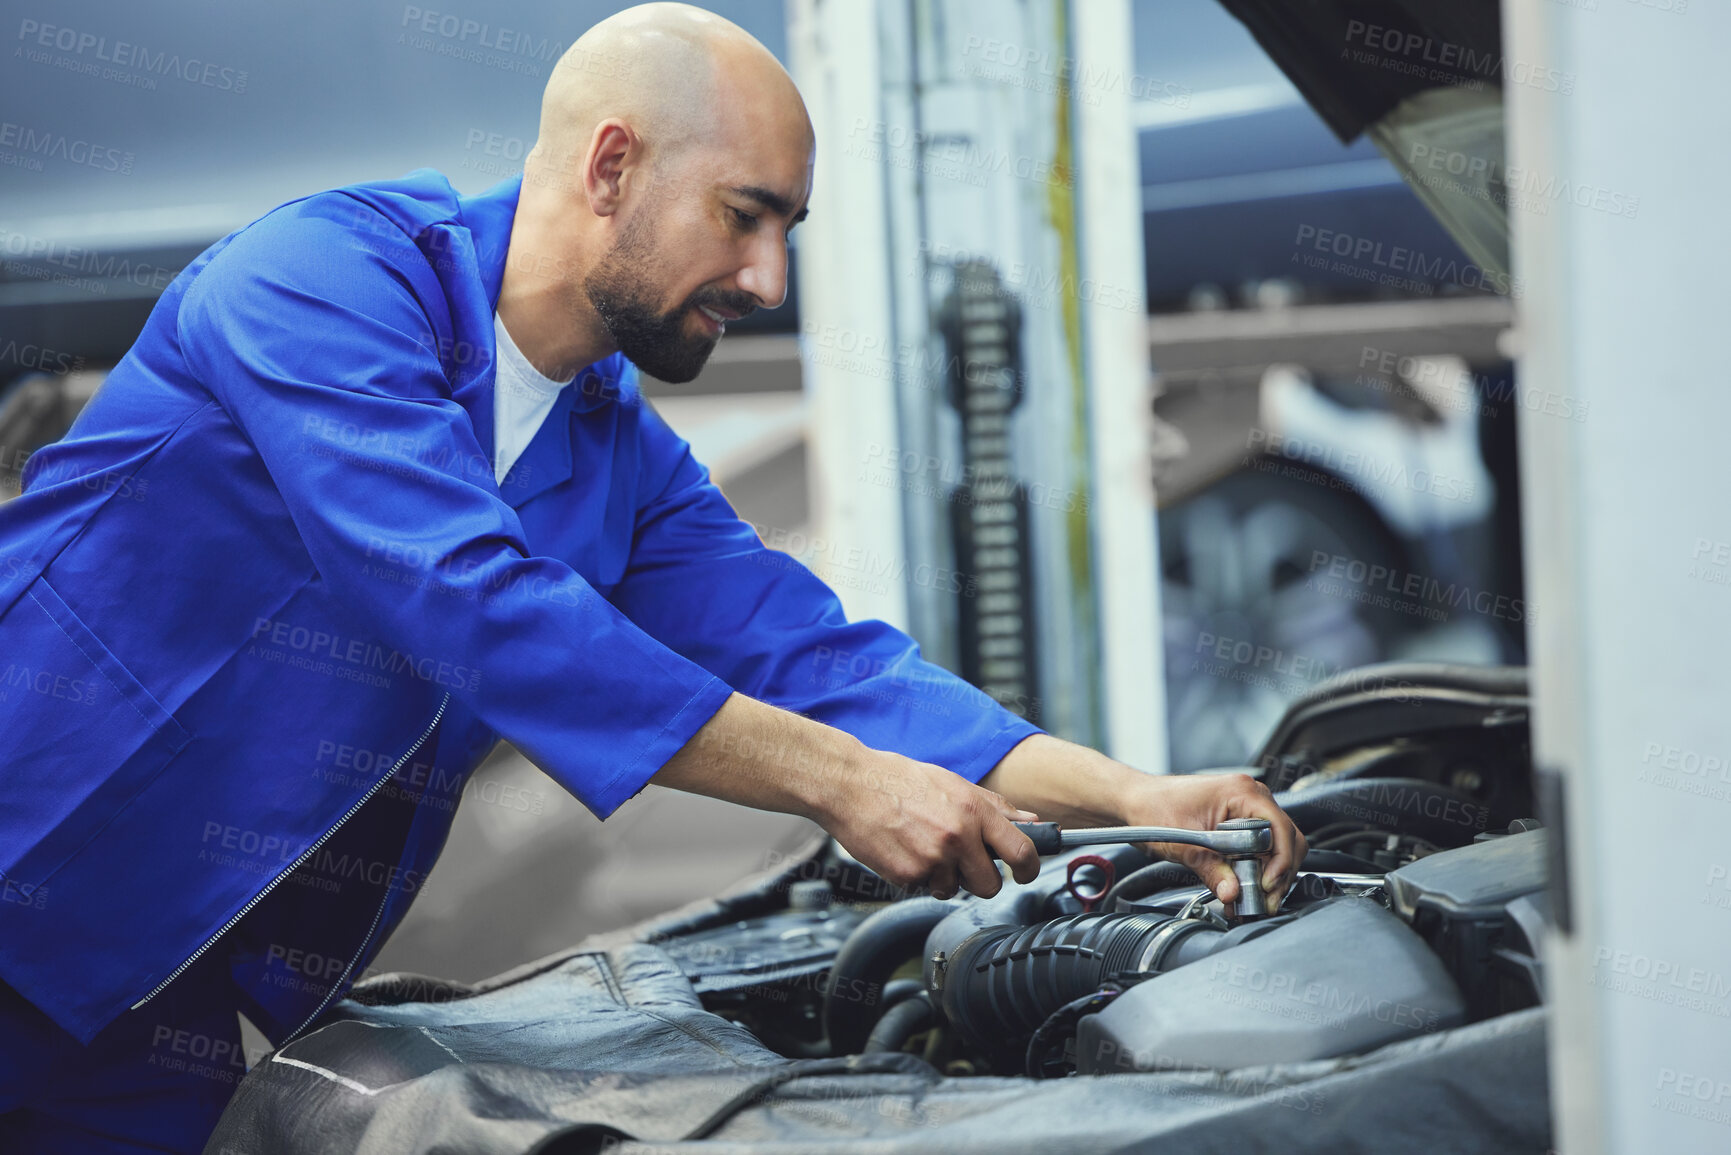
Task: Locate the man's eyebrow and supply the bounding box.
[727,185,809,224]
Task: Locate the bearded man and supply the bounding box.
[0,5,1301,1149]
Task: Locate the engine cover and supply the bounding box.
[1077,898,1465,1072]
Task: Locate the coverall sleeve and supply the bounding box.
[174,199,732,818]
[607,396,1044,784]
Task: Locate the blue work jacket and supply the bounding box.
[0,170,1042,1044]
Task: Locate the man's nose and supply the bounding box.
[736,233,789,310]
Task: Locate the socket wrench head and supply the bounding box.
[1230,856,1270,917]
[1218,818,1274,918]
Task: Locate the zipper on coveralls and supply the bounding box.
[283,845,399,1040]
[129,693,451,1011]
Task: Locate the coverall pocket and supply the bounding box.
[0,574,191,890]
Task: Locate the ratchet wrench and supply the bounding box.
[992,818,1276,917]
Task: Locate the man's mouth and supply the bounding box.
[696,305,732,335]
[693,299,755,337]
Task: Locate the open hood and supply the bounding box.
[1216,0,1513,280]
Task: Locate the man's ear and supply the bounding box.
[583,120,635,218]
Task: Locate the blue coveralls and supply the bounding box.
[0,170,1041,1151]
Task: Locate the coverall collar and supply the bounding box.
[456,172,625,414]
[456,172,628,506]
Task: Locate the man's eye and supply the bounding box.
[731,207,759,229]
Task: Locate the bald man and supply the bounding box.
[0,5,1300,1149]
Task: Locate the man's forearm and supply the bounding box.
[649,691,864,822]
[978,732,1152,827]
[650,692,1045,899]
[658,703,1148,830]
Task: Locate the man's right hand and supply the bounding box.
[651,692,1043,899]
[817,748,1044,900]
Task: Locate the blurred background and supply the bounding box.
[0,0,1526,982]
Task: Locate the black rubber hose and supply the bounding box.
[1104,849,1384,912]
[1102,861,1201,911]
[774,974,923,1058]
[1297,848,1386,874]
[878,978,924,1011]
[823,897,953,1055]
[864,991,939,1054]
[1275,777,1490,850]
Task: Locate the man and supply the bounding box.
[0,3,1303,1149]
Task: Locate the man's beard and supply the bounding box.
[583,210,757,384]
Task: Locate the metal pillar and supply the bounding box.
[789,0,1163,767]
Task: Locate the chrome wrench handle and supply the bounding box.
[1004,818,1275,917]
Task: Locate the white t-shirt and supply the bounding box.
[492,313,575,485]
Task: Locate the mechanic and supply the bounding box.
[0,4,1303,1150]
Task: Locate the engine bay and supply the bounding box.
[656,663,1548,1079]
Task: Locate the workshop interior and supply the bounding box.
[1,0,1723,1152]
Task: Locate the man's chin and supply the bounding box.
[627,337,718,385]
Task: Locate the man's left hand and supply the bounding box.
[1114,771,1307,908]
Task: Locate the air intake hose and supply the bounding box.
[933,910,1287,1067]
